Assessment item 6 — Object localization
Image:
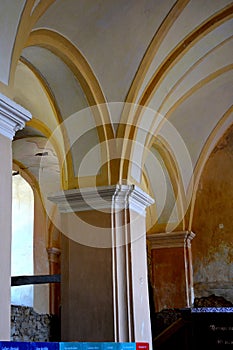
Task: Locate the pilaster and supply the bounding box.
[47,247,61,315]
[0,93,31,340]
[147,231,195,312]
[49,184,154,346]
[0,93,31,140]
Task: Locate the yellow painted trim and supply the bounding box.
[13,159,54,249]
[126,135,185,232]
[47,205,60,248]
[26,29,113,135]
[13,159,41,200]
[20,57,74,189]
[118,0,189,180]
[187,106,233,230]
[68,172,111,189]
[0,81,13,98]
[147,138,185,232]
[120,4,233,179]
[141,169,158,233]
[30,0,56,26]
[144,66,233,230]
[147,64,233,149]
[147,222,184,234]
[19,58,109,190]
[139,3,233,109]
[9,0,55,88]
[26,29,113,187]
[20,57,62,124]
[153,137,186,231]
[156,36,233,118]
[9,0,34,88]
[124,0,190,110]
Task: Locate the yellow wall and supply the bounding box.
[192,126,233,303]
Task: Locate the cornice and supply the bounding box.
[48,184,154,215]
[147,231,195,249]
[0,93,31,139]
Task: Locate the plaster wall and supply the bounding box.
[129,209,152,345]
[151,247,187,311]
[33,189,49,314]
[192,127,233,303]
[0,134,12,339]
[60,210,114,341]
[11,175,34,307]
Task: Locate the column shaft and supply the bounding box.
[0,94,31,339]
[47,247,61,315]
[48,184,154,346]
[0,134,12,340]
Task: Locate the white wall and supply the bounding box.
[11,174,34,307]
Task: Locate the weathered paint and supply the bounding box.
[192,126,233,303]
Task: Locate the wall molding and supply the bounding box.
[0,93,31,139]
[147,230,195,249]
[48,184,154,216]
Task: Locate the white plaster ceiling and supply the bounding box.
[21,46,89,118]
[34,0,177,102]
[0,0,232,229]
[0,0,26,84]
[137,0,233,101]
[14,60,59,131]
[12,136,60,192]
[166,69,233,171]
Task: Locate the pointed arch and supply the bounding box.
[187,106,233,230]
[119,4,233,180]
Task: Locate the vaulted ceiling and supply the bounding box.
[1,0,232,232]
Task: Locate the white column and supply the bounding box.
[112,185,154,346]
[0,93,31,340]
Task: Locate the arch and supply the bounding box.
[25,29,114,186]
[9,0,55,88]
[26,118,67,190]
[11,171,34,307]
[154,35,233,119]
[124,0,189,108]
[138,3,233,109]
[12,161,50,313]
[187,106,233,230]
[19,57,73,188]
[119,4,233,179]
[143,136,186,233]
[153,136,186,232]
[145,64,233,150]
[26,29,113,138]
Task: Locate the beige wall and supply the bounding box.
[33,189,49,314]
[58,202,152,347]
[60,210,114,341]
[192,126,233,303]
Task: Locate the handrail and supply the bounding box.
[11,274,61,286]
[153,317,190,347]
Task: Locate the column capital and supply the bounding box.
[0,93,31,140]
[147,231,195,249]
[48,184,154,216]
[47,247,61,263]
